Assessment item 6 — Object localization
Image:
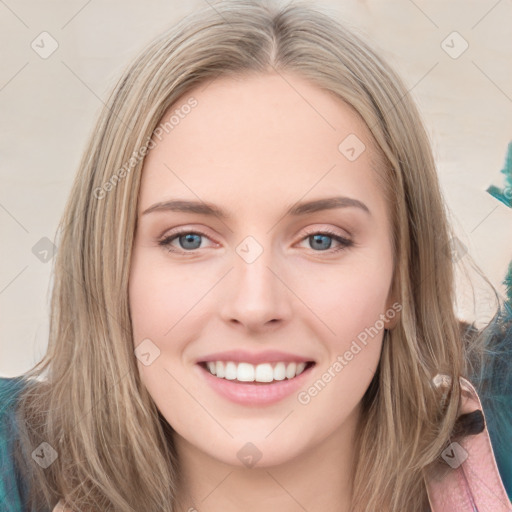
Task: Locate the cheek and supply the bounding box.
[129,249,201,344]
[295,268,388,420]
[128,250,203,416]
[302,258,392,344]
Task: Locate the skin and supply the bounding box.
[128,72,399,512]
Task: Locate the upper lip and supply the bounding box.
[196,349,315,365]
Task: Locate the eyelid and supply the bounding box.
[157,224,354,254]
[158,226,219,250]
[159,224,351,240]
[300,225,352,240]
[158,223,215,239]
[296,226,354,254]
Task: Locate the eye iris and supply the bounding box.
[310,234,332,250]
[180,233,202,250]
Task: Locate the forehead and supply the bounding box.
[139,72,387,219]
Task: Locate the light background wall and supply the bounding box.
[1,0,511,377]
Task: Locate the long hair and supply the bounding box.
[11,1,504,510]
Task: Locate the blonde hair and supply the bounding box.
[13,1,498,510]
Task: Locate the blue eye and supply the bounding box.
[158,229,353,254]
[176,233,202,250]
[310,233,335,250]
[302,230,353,253]
[159,231,208,252]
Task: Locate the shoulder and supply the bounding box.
[0,375,32,437]
[0,376,32,512]
[469,314,512,501]
[0,375,28,445]
[479,370,512,502]
[0,375,26,406]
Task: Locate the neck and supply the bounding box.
[173,406,361,512]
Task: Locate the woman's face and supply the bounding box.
[129,72,398,468]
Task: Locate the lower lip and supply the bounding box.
[196,363,316,406]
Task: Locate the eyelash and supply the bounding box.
[158,227,353,255]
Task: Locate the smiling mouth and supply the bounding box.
[198,361,316,385]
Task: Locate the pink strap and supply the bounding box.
[426,376,512,511]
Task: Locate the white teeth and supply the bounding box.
[255,363,274,382]
[225,362,237,380]
[237,362,255,382]
[203,360,311,382]
[215,361,225,378]
[274,362,286,381]
[285,362,297,379]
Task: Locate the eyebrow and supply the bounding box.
[141,196,371,219]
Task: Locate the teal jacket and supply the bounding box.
[0,376,37,512]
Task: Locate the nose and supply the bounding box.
[219,243,293,333]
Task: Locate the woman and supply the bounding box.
[1,1,511,511]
